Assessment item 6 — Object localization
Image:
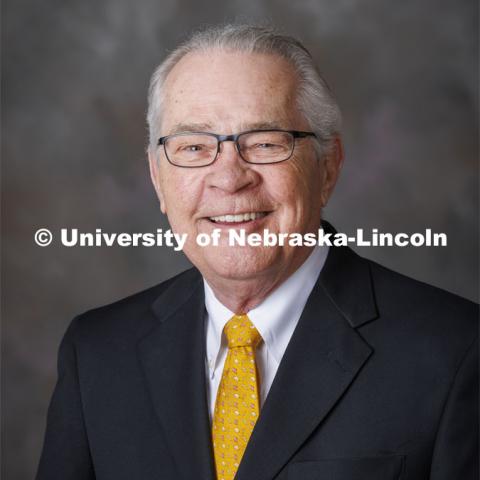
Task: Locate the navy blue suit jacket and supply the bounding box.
[36,241,478,479]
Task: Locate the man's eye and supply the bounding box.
[254,143,278,149]
[180,144,204,152]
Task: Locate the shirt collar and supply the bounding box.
[204,245,329,366]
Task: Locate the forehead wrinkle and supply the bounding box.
[164,50,299,104]
[162,51,306,135]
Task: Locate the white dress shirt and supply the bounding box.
[204,245,329,421]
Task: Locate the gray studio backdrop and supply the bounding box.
[2,0,478,478]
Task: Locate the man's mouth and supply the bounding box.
[208,211,269,223]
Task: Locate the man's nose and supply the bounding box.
[206,141,260,193]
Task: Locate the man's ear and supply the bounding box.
[319,136,344,207]
[148,148,167,214]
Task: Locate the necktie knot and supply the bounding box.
[224,314,262,349]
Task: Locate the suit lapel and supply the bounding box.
[236,245,378,480]
[137,269,216,480]
[137,236,379,480]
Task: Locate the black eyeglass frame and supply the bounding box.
[157,129,317,168]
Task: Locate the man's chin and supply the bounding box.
[194,245,280,282]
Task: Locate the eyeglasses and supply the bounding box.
[157,129,317,168]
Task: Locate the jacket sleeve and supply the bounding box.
[36,316,96,479]
[429,337,479,480]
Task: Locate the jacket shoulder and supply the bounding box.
[66,267,201,342]
[365,257,478,362]
[369,259,477,319]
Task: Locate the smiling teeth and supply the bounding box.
[209,212,267,223]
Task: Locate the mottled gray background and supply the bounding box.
[2,0,478,478]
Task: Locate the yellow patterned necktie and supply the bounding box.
[212,314,263,480]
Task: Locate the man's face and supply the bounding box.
[149,50,340,286]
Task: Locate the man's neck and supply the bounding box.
[202,247,314,313]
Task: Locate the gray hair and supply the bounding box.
[147,24,342,157]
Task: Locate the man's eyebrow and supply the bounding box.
[242,121,285,131]
[167,121,286,135]
[168,123,213,134]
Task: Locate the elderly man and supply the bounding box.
[37,25,478,480]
